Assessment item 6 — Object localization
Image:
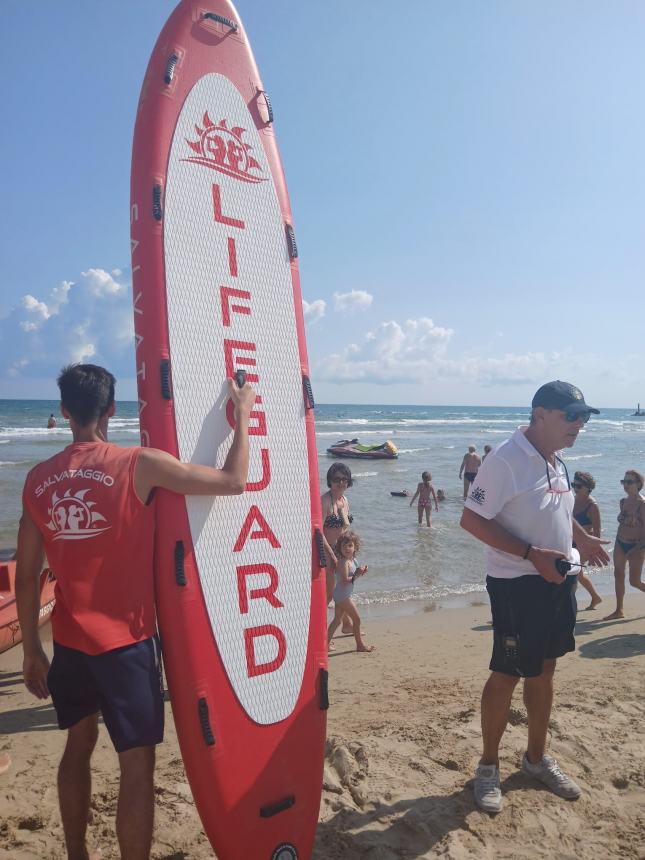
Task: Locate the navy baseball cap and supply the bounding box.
[531,381,599,415]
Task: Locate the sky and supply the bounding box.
[2,1,644,407]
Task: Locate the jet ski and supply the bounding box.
[326,438,398,460]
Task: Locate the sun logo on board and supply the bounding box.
[183,112,266,183]
[46,489,111,541]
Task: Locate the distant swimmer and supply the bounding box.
[46,414,57,429]
[459,446,482,500]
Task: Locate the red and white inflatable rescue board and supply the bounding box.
[130,3,327,858]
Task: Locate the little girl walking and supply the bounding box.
[410,471,439,526]
[327,531,374,653]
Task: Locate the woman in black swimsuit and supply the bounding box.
[604,469,645,620]
[572,471,602,610]
[321,462,355,633]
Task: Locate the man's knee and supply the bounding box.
[118,745,156,780]
[532,658,557,682]
[66,715,99,756]
[486,671,521,693]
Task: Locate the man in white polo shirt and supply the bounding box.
[461,381,610,814]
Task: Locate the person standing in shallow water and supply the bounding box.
[603,469,645,620]
[459,446,481,500]
[409,471,439,527]
[460,380,610,814]
[571,471,603,610]
[47,414,57,429]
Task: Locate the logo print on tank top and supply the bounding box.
[46,488,111,541]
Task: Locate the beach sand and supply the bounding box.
[1,597,644,859]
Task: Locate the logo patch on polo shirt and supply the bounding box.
[469,486,486,505]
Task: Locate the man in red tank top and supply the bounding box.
[16,364,255,860]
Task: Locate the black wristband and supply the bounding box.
[522,543,532,560]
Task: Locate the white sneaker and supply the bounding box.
[474,763,503,813]
[521,753,581,799]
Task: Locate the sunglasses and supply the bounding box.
[561,410,591,424]
[544,455,571,494]
[621,479,637,485]
[571,482,589,490]
[331,477,349,484]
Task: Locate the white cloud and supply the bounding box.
[68,321,97,364]
[314,314,574,387]
[451,352,569,385]
[333,289,373,313]
[19,281,72,331]
[81,268,124,296]
[2,267,132,380]
[302,298,326,324]
[316,317,454,383]
[22,295,50,320]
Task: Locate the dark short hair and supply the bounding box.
[422,471,431,481]
[573,471,596,491]
[326,462,353,488]
[57,364,116,427]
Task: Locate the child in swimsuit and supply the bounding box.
[327,530,374,653]
[604,469,645,620]
[409,471,439,527]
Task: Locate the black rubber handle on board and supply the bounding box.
[197,697,216,746]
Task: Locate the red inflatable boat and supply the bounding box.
[0,551,56,654]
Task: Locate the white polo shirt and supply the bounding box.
[464,427,579,579]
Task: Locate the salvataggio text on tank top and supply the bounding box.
[34,468,115,498]
[131,146,290,684]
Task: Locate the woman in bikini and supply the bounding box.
[604,469,645,620]
[321,462,355,634]
[571,471,602,610]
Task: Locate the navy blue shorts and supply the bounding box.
[48,636,164,752]
[486,574,577,678]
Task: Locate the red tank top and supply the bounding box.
[23,442,156,655]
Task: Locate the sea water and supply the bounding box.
[2,400,644,615]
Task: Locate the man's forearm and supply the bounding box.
[460,508,528,558]
[221,410,250,490]
[15,571,43,655]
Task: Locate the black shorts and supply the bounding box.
[465,472,478,483]
[486,575,577,678]
[48,636,165,752]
